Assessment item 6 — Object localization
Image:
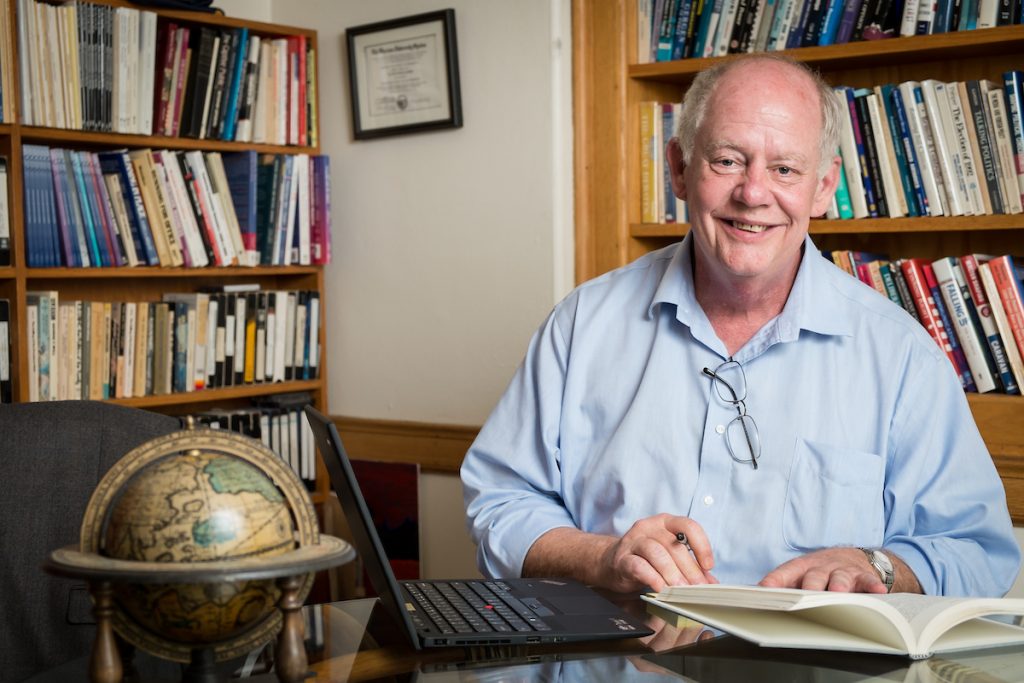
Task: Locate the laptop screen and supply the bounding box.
[304,405,424,648]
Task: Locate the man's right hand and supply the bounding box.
[523,514,717,592]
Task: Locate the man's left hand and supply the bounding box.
[758,547,920,593]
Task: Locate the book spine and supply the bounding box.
[846,88,880,217]
[960,255,1019,394]
[966,80,1005,214]
[988,256,1024,364]
[925,259,981,392]
[979,261,1024,390]
[1003,71,1024,209]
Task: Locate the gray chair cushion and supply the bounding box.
[0,401,180,682]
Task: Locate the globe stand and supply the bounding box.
[45,538,355,683]
[182,647,218,683]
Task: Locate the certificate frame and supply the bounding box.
[346,9,463,140]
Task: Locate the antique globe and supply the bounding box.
[77,423,322,664]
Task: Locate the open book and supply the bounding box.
[642,585,1024,659]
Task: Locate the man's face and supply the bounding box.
[671,62,839,291]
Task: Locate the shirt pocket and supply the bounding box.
[782,438,885,552]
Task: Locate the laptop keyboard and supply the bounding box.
[405,580,553,635]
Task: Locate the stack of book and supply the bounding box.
[827,75,1024,220]
[829,251,1024,395]
[22,146,331,269]
[16,0,318,145]
[23,286,321,403]
[637,0,1024,63]
[195,392,318,488]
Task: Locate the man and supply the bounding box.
[461,55,1021,597]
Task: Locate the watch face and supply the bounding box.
[872,550,894,573]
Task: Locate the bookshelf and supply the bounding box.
[572,2,1024,521]
[0,0,331,503]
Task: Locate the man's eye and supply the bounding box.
[715,159,736,168]
[777,166,792,175]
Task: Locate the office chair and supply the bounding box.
[0,401,180,683]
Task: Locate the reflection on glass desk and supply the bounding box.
[29,596,1024,682]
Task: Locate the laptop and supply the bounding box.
[304,405,654,649]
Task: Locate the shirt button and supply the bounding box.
[715,424,726,434]
[703,495,714,506]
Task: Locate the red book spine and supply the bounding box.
[988,255,1024,360]
[901,258,952,361]
[153,22,178,136]
[172,27,191,137]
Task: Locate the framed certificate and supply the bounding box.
[346,9,463,140]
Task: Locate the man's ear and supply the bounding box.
[811,154,842,217]
[666,137,688,200]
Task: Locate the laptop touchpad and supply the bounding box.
[547,596,615,615]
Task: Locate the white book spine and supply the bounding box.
[932,257,998,393]
[979,262,1024,389]
[976,0,999,28]
[921,80,965,216]
[945,83,987,215]
[985,86,1023,214]
[713,0,739,57]
[865,93,905,218]
[900,82,944,216]
[900,0,920,36]
[933,81,975,215]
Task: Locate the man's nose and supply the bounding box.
[733,167,771,206]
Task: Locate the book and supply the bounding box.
[960,254,1019,394]
[931,256,1000,393]
[642,584,1024,659]
[988,255,1024,362]
[980,260,1024,390]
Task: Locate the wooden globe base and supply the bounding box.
[85,574,311,683]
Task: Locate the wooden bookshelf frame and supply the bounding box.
[0,0,330,502]
[572,1,1024,521]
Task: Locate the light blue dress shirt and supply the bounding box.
[461,235,1021,597]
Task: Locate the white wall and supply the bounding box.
[218,0,573,579]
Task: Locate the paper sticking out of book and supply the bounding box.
[642,584,1024,659]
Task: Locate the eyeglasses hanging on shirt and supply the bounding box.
[702,360,761,470]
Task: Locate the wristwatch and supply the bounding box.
[859,548,895,592]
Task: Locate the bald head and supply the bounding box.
[675,56,841,179]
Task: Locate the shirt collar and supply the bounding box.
[648,233,854,339]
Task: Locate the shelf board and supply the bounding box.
[18,125,316,155]
[631,214,1024,239]
[628,25,1024,84]
[106,379,324,409]
[23,265,320,279]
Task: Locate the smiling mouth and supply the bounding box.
[728,220,772,233]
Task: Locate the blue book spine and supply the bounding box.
[47,149,80,266]
[693,0,723,56]
[1004,71,1024,206]
[878,84,920,216]
[671,0,693,58]
[817,0,845,44]
[889,87,930,218]
[933,0,954,31]
[766,0,793,48]
[222,27,248,141]
[785,0,814,48]
[657,0,681,60]
[69,149,104,267]
[21,145,45,267]
[60,150,92,267]
[222,150,258,263]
